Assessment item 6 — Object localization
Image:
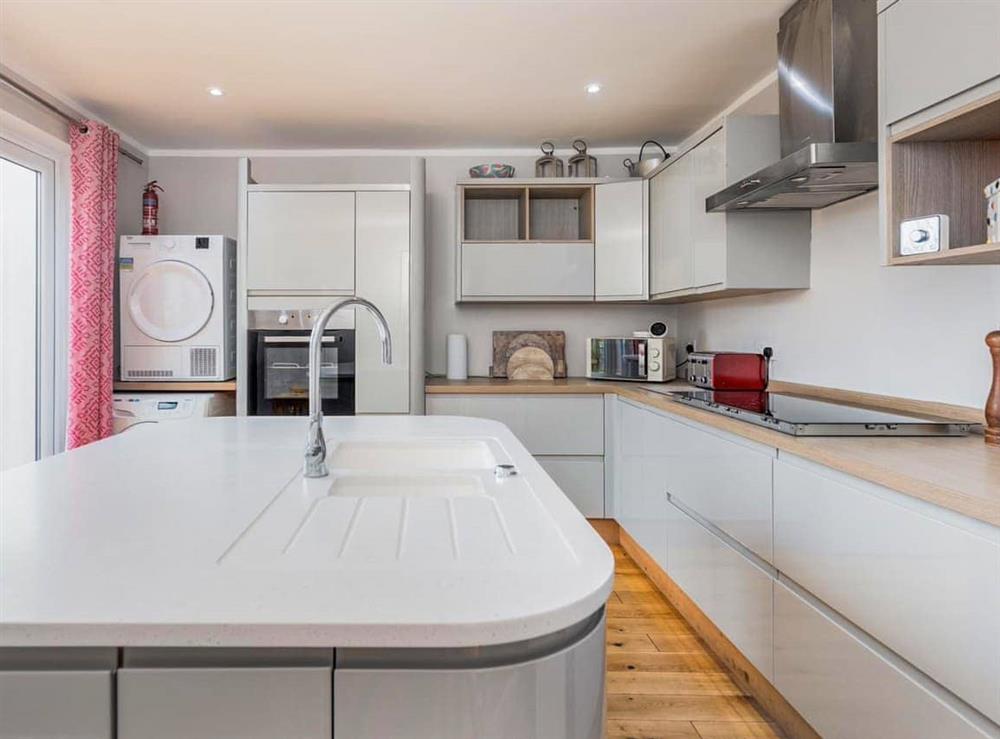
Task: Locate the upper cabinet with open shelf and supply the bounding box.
[455,178,642,302]
[879,0,1000,266]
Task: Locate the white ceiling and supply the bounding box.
[0,0,792,151]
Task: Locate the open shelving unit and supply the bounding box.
[886,91,1000,266]
[459,181,595,244]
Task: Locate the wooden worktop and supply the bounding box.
[426,377,1000,528]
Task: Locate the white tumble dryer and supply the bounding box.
[119,235,236,381]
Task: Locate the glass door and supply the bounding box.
[1,137,56,470]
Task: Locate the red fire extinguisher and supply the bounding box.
[142,181,163,235]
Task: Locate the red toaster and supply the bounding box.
[687,351,769,390]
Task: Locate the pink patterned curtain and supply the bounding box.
[66,122,119,449]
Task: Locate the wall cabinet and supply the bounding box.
[774,581,992,739]
[881,0,1000,126]
[773,455,1000,723]
[879,0,1000,265]
[594,179,647,301]
[246,190,356,293]
[648,116,811,302]
[425,394,605,516]
[456,181,597,302]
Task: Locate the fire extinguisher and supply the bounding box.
[142,181,163,235]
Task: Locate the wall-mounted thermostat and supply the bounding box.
[900,215,949,256]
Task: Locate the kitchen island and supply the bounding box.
[0,416,613,739]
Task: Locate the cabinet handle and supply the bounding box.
[739,178,761,189]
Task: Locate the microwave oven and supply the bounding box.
[587,337,676,382]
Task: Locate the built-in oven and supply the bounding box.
[247,310,355,416]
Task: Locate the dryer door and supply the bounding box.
[127,259,215,342]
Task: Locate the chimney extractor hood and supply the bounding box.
[706,0,878,212]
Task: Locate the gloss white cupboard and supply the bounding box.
[774,581,994,739]
[425,394,606,516]
[594,179,647,301]
[880,0,1000,126]
[647,116,811,302]
[773,454,1000,723]
[246,191,355,294]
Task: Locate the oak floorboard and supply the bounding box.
[692,721,786,738]
[607,671,745,697]
[606,719,701,738]
[605,545,786,738]
[607,694,770,722]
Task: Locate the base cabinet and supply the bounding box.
[334,612,605,739]
[774,582,993,739]
[665,501,774,680]
[0,670,113,739]
[425,394,605,516]
[117,667,332,739]
[536,456,605,517]
[774,456,1000,722]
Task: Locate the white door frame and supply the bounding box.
[1,111,70,457]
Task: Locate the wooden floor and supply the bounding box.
[606,544,784,739]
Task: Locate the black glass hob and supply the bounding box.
[669,390,979,437]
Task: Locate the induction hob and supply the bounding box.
[670,390,979,437]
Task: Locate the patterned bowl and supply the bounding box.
[469,163,515,178]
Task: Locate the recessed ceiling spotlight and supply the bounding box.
[585,82,602,94]
[207,87,225,97]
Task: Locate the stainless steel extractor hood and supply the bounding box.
[706,0,878,212]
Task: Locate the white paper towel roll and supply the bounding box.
[446,334,468,380]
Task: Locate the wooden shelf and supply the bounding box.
[114,381,237,392]
[889,242,1000,266]
[886,90,1000,265]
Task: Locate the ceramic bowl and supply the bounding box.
[469,163,515,178]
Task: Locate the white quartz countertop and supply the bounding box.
[0,416,613,648]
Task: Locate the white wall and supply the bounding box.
[145,152,680,378]
[677,192,1000,408]
[424,155,677,376]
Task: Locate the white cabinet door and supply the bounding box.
[666,500,773,679]
[647,409,774,563]
[0,671,113,739]
[773,456,1000,723]
[355,190,409,413]
[774,582,992,739]
[247,190,355,292]
[425,395,604,455]
[882,0,1000,124]
[334,613,605,739]
[460,243,594,299]
[615,401,667,569]
[118,667,332,739]
[649,150,693,295]
[689,129,727,289]
[537,456,605,517]
[595,180,646,301]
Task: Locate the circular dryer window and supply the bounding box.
[128,260,214,343]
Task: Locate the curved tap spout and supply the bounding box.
[304,298,393,478]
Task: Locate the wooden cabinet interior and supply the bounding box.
[462,186,526,242]
[460,184,594,244]
[527,186,593,242]
[887,92,1000,265]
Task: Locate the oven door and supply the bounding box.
[249,330,355,416]
[590,338,647,381]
